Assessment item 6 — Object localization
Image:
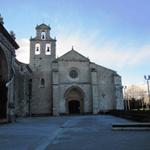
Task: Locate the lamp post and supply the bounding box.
[144,75,150,107]
[123,86,127,110]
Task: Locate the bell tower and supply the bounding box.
[30,23,56,69]
[29,23,56,115]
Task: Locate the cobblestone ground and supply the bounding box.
[0,115,150,150]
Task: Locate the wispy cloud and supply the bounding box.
[16,33,150,86]
[128,45,150,65]
[16,33,150,68]
[56,32,150,69]
[16,39,30,64]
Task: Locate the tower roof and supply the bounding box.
[36,23,51,30]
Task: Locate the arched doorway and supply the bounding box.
[68,100,80,114]
[0,49,8,119]
[65,87,84,114]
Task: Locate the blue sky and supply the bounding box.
[1,0,150,86]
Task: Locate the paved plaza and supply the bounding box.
[0,115,150,150]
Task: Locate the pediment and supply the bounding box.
[36,23,51,30]
[57,50,89,62]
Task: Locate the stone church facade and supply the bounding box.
[29,23,124,116]
[0,17,123,122]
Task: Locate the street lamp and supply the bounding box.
[123,86,128,110]
[123,86,127,99]
[144,75,150,107]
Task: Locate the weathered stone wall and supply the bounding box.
[14,60,32,117]
[31,70,52,115]
[0,22,19,122]
[52,58,92,115]
[52,50,124,115]
[90,63,124,112]
[114,74,124,110]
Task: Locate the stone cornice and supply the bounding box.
[0,23,19,49]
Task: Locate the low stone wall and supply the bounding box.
[109,110,150,122]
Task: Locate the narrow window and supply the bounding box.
[20,65,23,72]
[45,43,51,55]
[41,31,46,40]
[35,43,40,55]
[40,78,45,88]
[29,79,32,98]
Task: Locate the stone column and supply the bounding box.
[6,57,16,122]
[52,69,59,116]
[7,81,15,122]
[91,69,99,114]
[114,75,124,110]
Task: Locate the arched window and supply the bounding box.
[40,78,45,88]
[41,31,46,40]
[35,43,40,55]
[45,43,51,55]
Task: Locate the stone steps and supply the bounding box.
[112,123,150,131]
[0,119,8,124]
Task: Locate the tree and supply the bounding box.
[124,85,146,110]
[125,85,145,100]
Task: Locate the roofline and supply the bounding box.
[0,23,19,49]
[15,59,32,73]
[90,62,117,73]
[55,49,90,61]
[26,65,32,73]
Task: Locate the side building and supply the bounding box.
[14,59,32,117]
[0,16,31,122]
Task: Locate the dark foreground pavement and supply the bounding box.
[0,115,150,150]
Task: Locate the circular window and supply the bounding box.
[69,70,78,78]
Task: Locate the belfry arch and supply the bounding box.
[65,86,84,114]
[0,48,8,119]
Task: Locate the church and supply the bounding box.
[29,23,124,116]
[0,17,124,122]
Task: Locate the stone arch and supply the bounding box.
[0,48,9,119]
[64,86,84,114]
[0,49,8,81]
